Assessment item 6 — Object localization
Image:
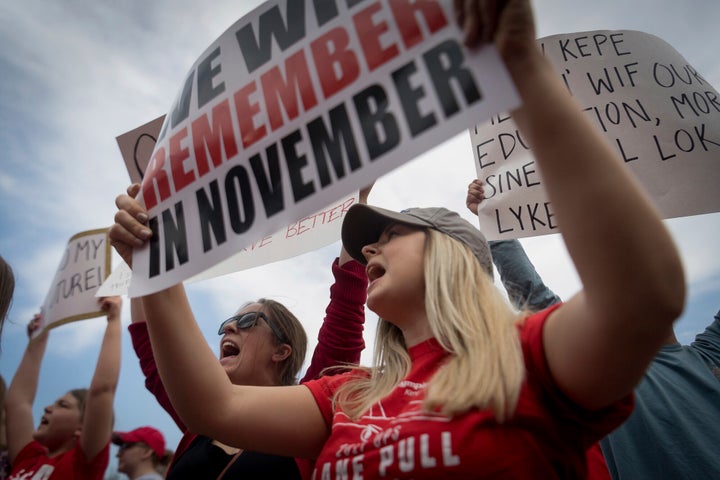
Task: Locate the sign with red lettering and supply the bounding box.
[469,30,720,239]
[108,116,361,296]
[128,0,520,296]
[98,191,358,296]
[36,229,112,337]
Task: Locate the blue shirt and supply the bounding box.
[601,312,720,479]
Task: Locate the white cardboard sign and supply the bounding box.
[129,0,520,296]
[469,30,720,239]
[37,229,112,337]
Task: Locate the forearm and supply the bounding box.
[7,337,47,410]
[489,239,560,310]
[141,285,235,434]
[508,48,684,322]
[6,335,48,461]
[90,317,121,395]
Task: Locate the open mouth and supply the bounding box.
[221,340,240,359]
[366,264,386,282]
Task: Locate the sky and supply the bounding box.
[1,0,719,477]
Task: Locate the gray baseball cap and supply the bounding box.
[341,204,493,278]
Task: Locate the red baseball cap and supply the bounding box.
[112,426,165,458]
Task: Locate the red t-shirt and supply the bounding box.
[304,307,632,479]
[8,440,109,480]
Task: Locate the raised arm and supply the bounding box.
[302,186,371,382]
[466,180,561,311]
[110,185,329,459]
[461,0,685,408]
[79,296,122,460]
[5,316,48,463]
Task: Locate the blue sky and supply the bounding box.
[1,0,719,477]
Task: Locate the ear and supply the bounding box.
[271,344,292,363]
[140,446,154,461]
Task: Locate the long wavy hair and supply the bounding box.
[333,229,525,422]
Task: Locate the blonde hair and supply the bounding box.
[334,229,525,422]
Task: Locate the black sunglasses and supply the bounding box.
[118,442,138,452]
[217,311,288,343]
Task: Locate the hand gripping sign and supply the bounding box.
[469,30,720,240]
[127,0,520,296]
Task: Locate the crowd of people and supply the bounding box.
[0,0,718,479]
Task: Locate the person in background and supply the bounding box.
[124,186,372,479]
[155,449,174,478]
[109,0,686,477]
[5,297,122,480]
[113,426,171,480]
[0,255,15,341]
[598,308,720,479]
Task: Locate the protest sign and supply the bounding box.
[95,260,132,298]
[116,115,166,184]
[111,114,360,295]
[469,30,720,239]
[128,0,520,296]
[98,191,357,296]
[36,228,112,338]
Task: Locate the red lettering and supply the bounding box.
[169,127,195,192]
[310,26,360,99]
[326,204,342,223]
[142,147,172,210]
[234,81,267,149]
[261,49,318,131]
[191,100,239,177]
[354,2,400,71]
[389,0,448,49]
[257,235,273,248]
[339,197,355,216]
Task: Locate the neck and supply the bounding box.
[399,317,433,348]
[45,441,76,458]
[128,462,158,479]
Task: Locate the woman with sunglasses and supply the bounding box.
[113,426,170,480]
[126,187,372,479]
[111,0,686,477]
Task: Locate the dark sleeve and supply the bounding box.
[128,322,187,431]
[489,239,561,311]
[301,258,367,382]
[690,311,720,366]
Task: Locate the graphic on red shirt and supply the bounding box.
[306,308,633,480]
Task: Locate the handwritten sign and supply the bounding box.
[128,0,520,296]
[37,229,112,337]
[469,30,720,239]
